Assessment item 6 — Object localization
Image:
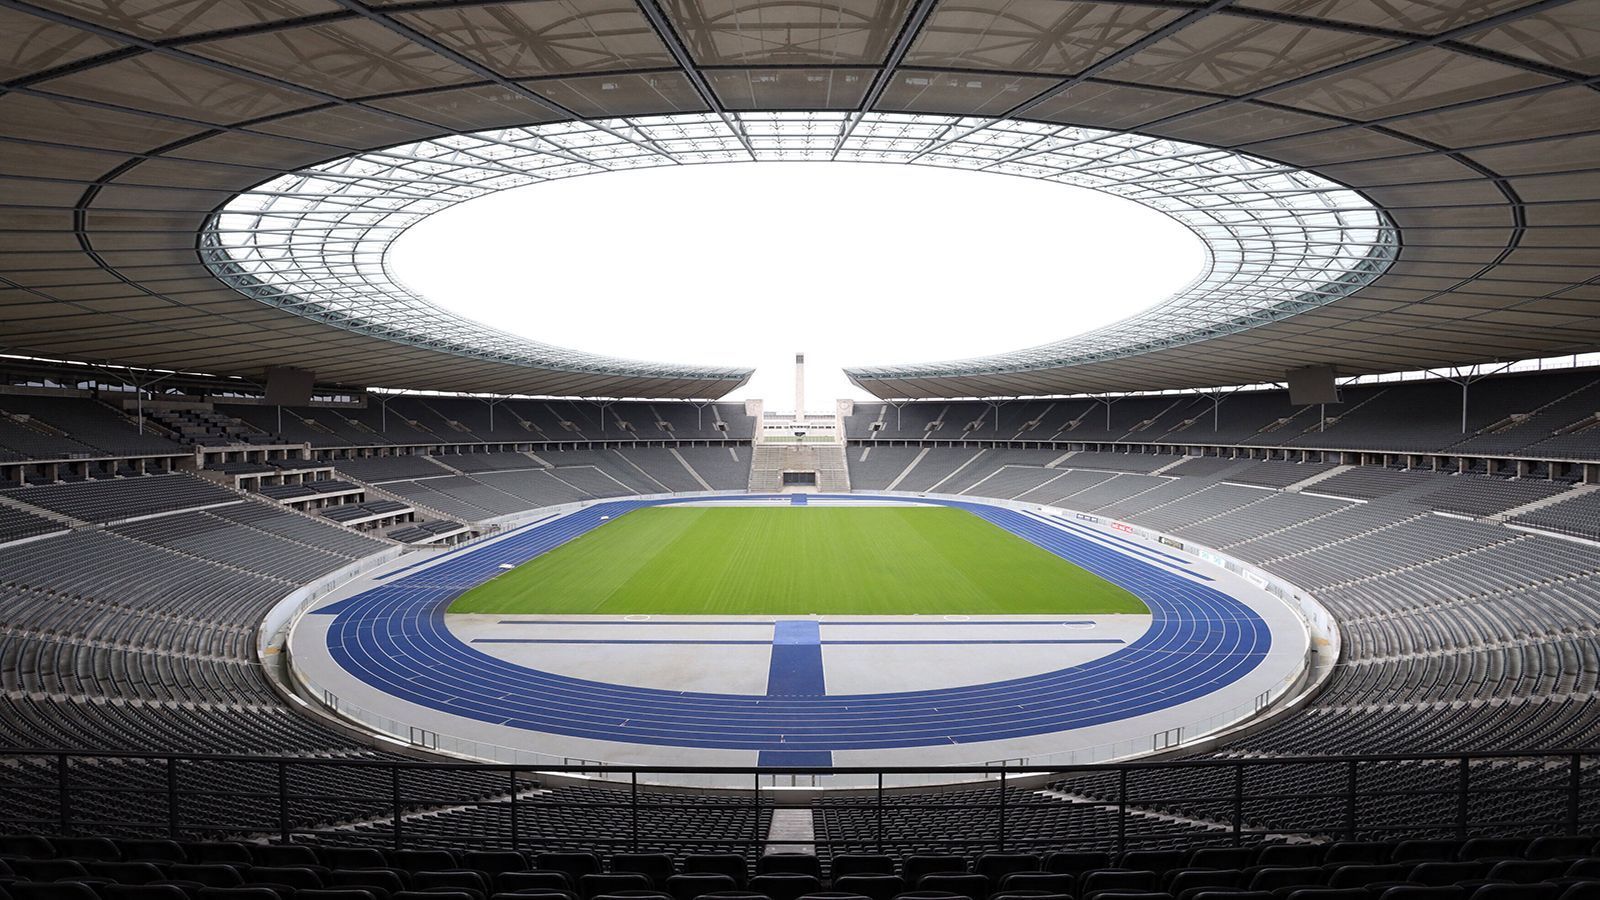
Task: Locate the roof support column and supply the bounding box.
[1426,362,1516,434]
[377,390,410,436]
[1200,385,1247,434]
[479,396,509,437]
[1097,396,1123,435]
[86,364,178,436]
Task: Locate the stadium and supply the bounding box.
[2,1,1600,898]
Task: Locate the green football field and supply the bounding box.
[448,506,1146,616]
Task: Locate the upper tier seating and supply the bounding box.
[844,369,1600,459]
[212,398,756,448]
[330,454,451,483]
[0,396,181,458]
[2,474,238,524]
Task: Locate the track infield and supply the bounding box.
[447,506,1147,616]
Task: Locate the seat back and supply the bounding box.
[665,872,737,900]
[538,853,604,885]
[995,872,1073,894]
[1246,866,1324,891]
[1407,861,1482,885]
[1486,858,1566,883]
[916,873,988,900]
[1042,851,1110,877]
[464,852,529,877]
[1472,885,1561,900]
[252,846,321,869]
[902,856,967,886]
[747,873,822,900]
[499,871,578,894]
[829,856,894,879]
[1390,841,1462,863]
[13,859,90,881]
[13,884,103,900]
[196,889,285,900]
[974,854,1039,884]
[248,866,327,890]
[0,837,56,859]
[169,865,245,888]
[1373,887,1466,900]
[1257,846,1326,868]
[87,862,165,885]
[320,849,389,870]
[612,854,675,888]
[1327,863,1409,888]
[1459,838,1528,862]
[1187,848,1257,869]
[1322,842,1391,865]
[1528,837,1596,860]
[1284,890,1371,900]
[51,837,120,861]
[580,873,653,900]
[757,855,820,879]
[390,850,458,873]
[1119,850,1185,875]
[331,868,408,895]
[1081,869,1157,893]
[191,843,253,866]
[119,840,188,864]
[102,886,192,900]
[829,873,904,900]
[682,856,747,889]
[1165,868,1240,893]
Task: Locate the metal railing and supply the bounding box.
[2,748,1595,853]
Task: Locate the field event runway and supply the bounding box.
[288,494,1312,773]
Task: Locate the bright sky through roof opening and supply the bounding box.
[391,162,1207,405]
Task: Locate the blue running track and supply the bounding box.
[310,494,1271,755]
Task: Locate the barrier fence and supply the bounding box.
[1,748,1596,854]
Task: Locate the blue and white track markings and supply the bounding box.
[294,494,1304,766]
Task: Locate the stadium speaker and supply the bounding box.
[264,366,316,406]
[1286,364,1341,406]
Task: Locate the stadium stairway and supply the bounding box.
[815,445,849,491]
[748,444,849,492]
[884,447,930,491]
[1282,463,1355,492]
[1498,484,1600,523]
[667,448,715,491]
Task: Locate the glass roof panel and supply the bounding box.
[204,111,1394,383]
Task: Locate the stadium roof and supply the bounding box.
[2,0,1597,400]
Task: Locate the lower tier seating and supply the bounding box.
[3,833,1600,900]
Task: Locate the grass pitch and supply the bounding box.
[448,506,1146,616]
